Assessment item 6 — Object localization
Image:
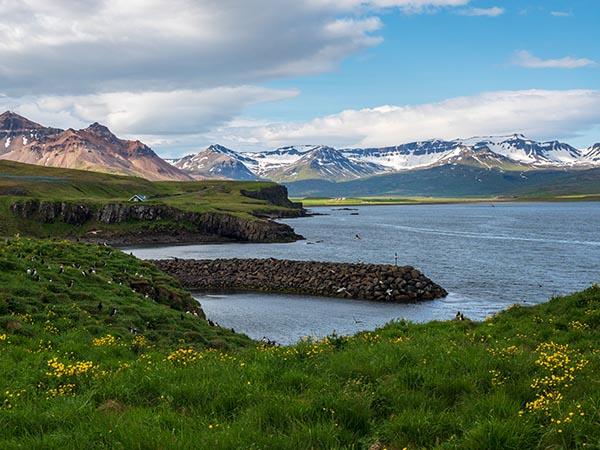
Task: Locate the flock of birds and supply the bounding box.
[15,248,210,337]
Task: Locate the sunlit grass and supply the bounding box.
[0,160,296,238]
[0,238,599,448]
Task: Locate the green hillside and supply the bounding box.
[286,165,600,199]
[0,160,300,240]
[1,238,599,448]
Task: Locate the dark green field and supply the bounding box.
[0,238,598,449]
[286,165,600,199]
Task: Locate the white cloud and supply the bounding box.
[0,0,470,97]
[459,6,504,16]
[550,11,571,17]
[0,86,298,137]
[209,90,600,150]
[513,50,597,69]
[0,0,477,157]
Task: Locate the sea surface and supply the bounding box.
[125,202,600,344]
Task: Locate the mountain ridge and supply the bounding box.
[0,111,191,181]
[170,134,600,183]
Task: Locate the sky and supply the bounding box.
[0,0,599,157]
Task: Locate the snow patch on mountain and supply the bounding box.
[170,134,600,182]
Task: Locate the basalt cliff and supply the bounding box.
[11,200,303,245]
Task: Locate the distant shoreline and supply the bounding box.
[294,194,600,207]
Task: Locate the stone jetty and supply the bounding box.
[153,258,447,303]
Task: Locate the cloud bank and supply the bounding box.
[208,90,600,150]
[0,0,469,97]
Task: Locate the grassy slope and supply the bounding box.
[0,160,295,238]
[285,165,600,199]
[1,239,599,449]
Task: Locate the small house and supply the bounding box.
[128,194,148,202]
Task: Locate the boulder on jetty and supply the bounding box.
[153,258,447,303]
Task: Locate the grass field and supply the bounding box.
[0,238,599,448]
[0,160,298,239]
[296,194,600,207]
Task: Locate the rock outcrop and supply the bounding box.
[11,200,94,225]
[11,200,303,243]
[241,185,301,209]
[153,258,448,303]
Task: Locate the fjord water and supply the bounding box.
[126,203,600,344]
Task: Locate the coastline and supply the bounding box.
[295,194,600,207]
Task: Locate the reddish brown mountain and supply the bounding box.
[0,111,191,181]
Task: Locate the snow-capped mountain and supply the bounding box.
[343,140,464,171]
[344,135,585,172]
[263,146,385,181]
[466,134,582,166]
[170,144,257,180]
[241,145,313,177]
[584,143,600,163]
[171,134,600,182]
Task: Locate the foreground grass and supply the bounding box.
[1,239,599,448]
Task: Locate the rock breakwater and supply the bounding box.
[153,258,447,302]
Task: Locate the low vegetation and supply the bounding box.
[0,160,299,239]
[286,165,600,199]
[296,194,600,207]
[0,238,599,448]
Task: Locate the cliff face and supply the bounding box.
[11,200,303,243]
[241,185,305,218]
[11,200,94,225]
[241,185,298,209]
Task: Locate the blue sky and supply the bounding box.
[253,1,599,136]
[0,0,599,155]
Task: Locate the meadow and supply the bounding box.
[0,160,298,239]
[295,194,600,207]
[0,238,598,449]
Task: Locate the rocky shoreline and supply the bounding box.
[153,258,448,303]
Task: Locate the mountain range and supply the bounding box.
[0,111,190,181]
[170,135,600,184]
[1,111,599,197]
